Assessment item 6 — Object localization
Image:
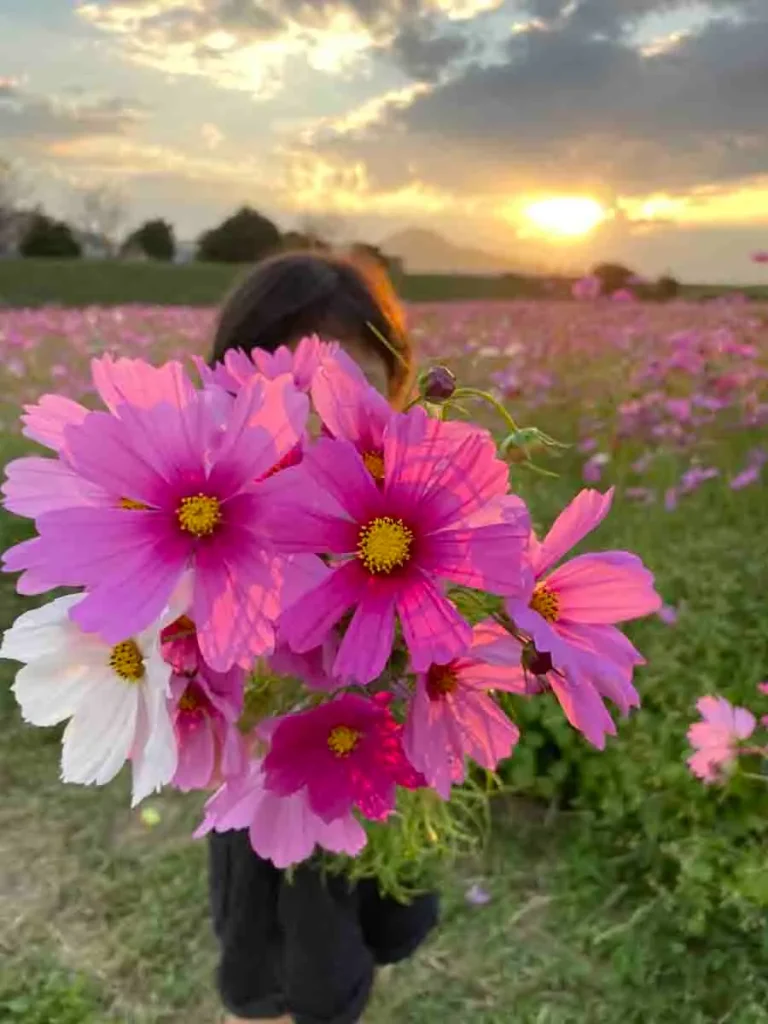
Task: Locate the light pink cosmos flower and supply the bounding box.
[4,370,309,671]
[161,615,247,791]
[404,621,526,799]
[194,758,367,868]
[687,696,756,783]
[507,488,660,674]
[265,407,530,683]
[263,693,424,823]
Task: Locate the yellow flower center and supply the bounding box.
[327,725,362,757]
[529,583,560,623]
[362,450,385,482]
[426,663,459,700]
[120,497,148,511]
[177,494,222,537]
[109,639,145,683]
[357,517,413,575]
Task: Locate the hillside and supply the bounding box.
[381,228,525,275]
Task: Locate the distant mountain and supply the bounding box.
[380,228,527,275]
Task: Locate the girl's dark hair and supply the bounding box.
[211,249,413,405]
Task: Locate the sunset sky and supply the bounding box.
[2,0,768,282]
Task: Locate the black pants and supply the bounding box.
[209,830,439,1023]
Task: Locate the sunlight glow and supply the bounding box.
[522,196,607,238]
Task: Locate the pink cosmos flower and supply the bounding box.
[730,465,761,490]
[5,356,198,519]
[465,617,645,749]
[194,758,367,868]
[161,615,247,791]
[264,407,530,683]
[751,250,768,264]
[404,621,526,799]
[502,489,660,746]
[687,696,756,783]
[262,693,424,823]
[196,335,352,396]
[3,370,309,671]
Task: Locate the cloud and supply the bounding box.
[305,5,768,209]
[76,0,498,94]
[0,79,148,142]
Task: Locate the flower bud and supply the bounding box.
[419,365,457,401]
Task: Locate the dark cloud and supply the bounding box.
[0,82,148,142]
[389,19,471,81]
[312,8,768,198]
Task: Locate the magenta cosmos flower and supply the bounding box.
[263,693,424,823]
[404,621,526,799]
[161,615,247,791]
[264,407,530,684]
[507,487,660,683]
[687,696,756,783]
[195,758,367,868]
[4,369,309,671]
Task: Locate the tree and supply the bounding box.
[655,274,680,301]
[73,183,128,257]
[0,157,27,255]
[591,262,635,296]
[122,219,176,261]
[281,229,330,252]
[197,206,281,263]
[20,213,82,259]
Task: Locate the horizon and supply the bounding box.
[2,1,768,284]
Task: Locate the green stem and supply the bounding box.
[451,387,521,433]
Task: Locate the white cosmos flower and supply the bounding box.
[1,593,177,806]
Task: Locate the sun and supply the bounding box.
[522,196,607,238]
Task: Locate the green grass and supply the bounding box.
[2,258,768,308]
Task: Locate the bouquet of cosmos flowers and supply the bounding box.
[0,337,662,873]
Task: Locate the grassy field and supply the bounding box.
[2,257,768,308]
[1,300,768,1023]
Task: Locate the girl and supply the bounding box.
[207,250,440,1024]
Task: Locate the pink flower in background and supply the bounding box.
[657,604,678,626]
[750,250,768,264]
[687,696,756,783]
[194,758,367,868]
[265,407,530,683]
[161,615,247,791]
[3,371,309,671]
[572,275,601,300]
[404,621,526,798]
[729,465,761,490]
[263,693,424,823]
[583,452,609,483]
[612,289,635,303]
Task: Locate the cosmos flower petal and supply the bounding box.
[3,456,109,518]
[21,394,89,455]
[550,552,662,623]
[333,581,397,685]
[279,559,366,654]
[61,675,139,787]
[534,488,614,576]
[396,570,472,672]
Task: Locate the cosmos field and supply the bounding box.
[1,298,767,1023]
